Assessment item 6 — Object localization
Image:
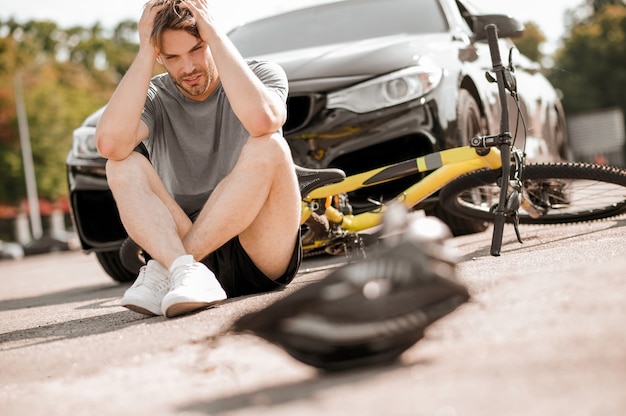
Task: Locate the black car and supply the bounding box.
[67,0,568,282]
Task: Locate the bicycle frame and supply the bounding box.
[300,146,502,236]
[301,24,522,256]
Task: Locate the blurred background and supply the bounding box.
[1,0,624,256]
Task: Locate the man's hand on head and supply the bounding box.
[178,0,219,42]
[139,0,167,53]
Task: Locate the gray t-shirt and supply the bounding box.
[141,60,288,217]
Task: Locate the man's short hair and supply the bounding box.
[151,0,201,50]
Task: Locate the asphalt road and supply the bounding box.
[1,218,626,416]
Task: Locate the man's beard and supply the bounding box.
[172,69,211,97]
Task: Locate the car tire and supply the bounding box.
[95,250,136,283]
[119,238,146,276]
[431,89,489,236]
[554,103,569,160]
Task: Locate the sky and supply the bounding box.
[1,0,586,55]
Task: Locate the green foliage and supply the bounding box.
[514,21,547,63]
[550,2,626,115]
[589,0,625,13]
[0,18,140,204]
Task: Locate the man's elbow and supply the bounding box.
[248,110,286,138]
[95,130,131,161]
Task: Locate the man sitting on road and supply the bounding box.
[95,0,302,318]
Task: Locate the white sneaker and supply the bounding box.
[121,260,169,316]
[161,262,227,318]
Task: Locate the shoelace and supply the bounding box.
[135,264,169,291]
[170,263,214,289]
[133,266,149,286]
[170,264,196,288]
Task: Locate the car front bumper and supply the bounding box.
[66,153,127,252]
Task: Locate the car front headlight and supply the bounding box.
[72,126,101,159]
[326,64,443,113]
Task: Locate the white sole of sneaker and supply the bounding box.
[164,299,224,318]
[122,303,160,316]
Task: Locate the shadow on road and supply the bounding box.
[455,218,626,260]
[178,358,428,415]
[0,282,125,313]
[0,308,163,351]
[0,279,167,352]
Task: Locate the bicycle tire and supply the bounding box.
[439,162,626,225]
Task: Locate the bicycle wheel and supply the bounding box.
[439,162,626,224]
[431,89,489,236]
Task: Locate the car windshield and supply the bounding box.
[229,0,449,57]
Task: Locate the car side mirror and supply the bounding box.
[471,14,525,41]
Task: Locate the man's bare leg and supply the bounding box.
[105,152,192,269]
[108,152,228,317]
[107,135,298,316]
[184,133,301,279]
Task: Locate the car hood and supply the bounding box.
[253,33,451,93]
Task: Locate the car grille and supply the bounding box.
[71,190,128,248]
[285,94,324,134]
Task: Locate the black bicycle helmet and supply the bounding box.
[233,206,470,371]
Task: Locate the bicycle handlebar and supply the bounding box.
[484,24,511,256]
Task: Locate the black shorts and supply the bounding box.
[200,232,302,298]
[133,143,302,298]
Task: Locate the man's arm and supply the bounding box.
[95,2,162,161]
[182,0,287,137]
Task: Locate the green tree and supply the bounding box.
[514,21,547,64]
[590,0,625,13]
[0,18,133,205]
[549,3,626,114]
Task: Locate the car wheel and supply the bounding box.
[554,104,569,160]
[119,238,146,276]
[95,250,136,283]
[431,89,489,236]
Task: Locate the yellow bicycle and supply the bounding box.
[296,24,626,257]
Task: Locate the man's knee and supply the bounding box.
[241,133,293,170]
[105,152,150,188]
